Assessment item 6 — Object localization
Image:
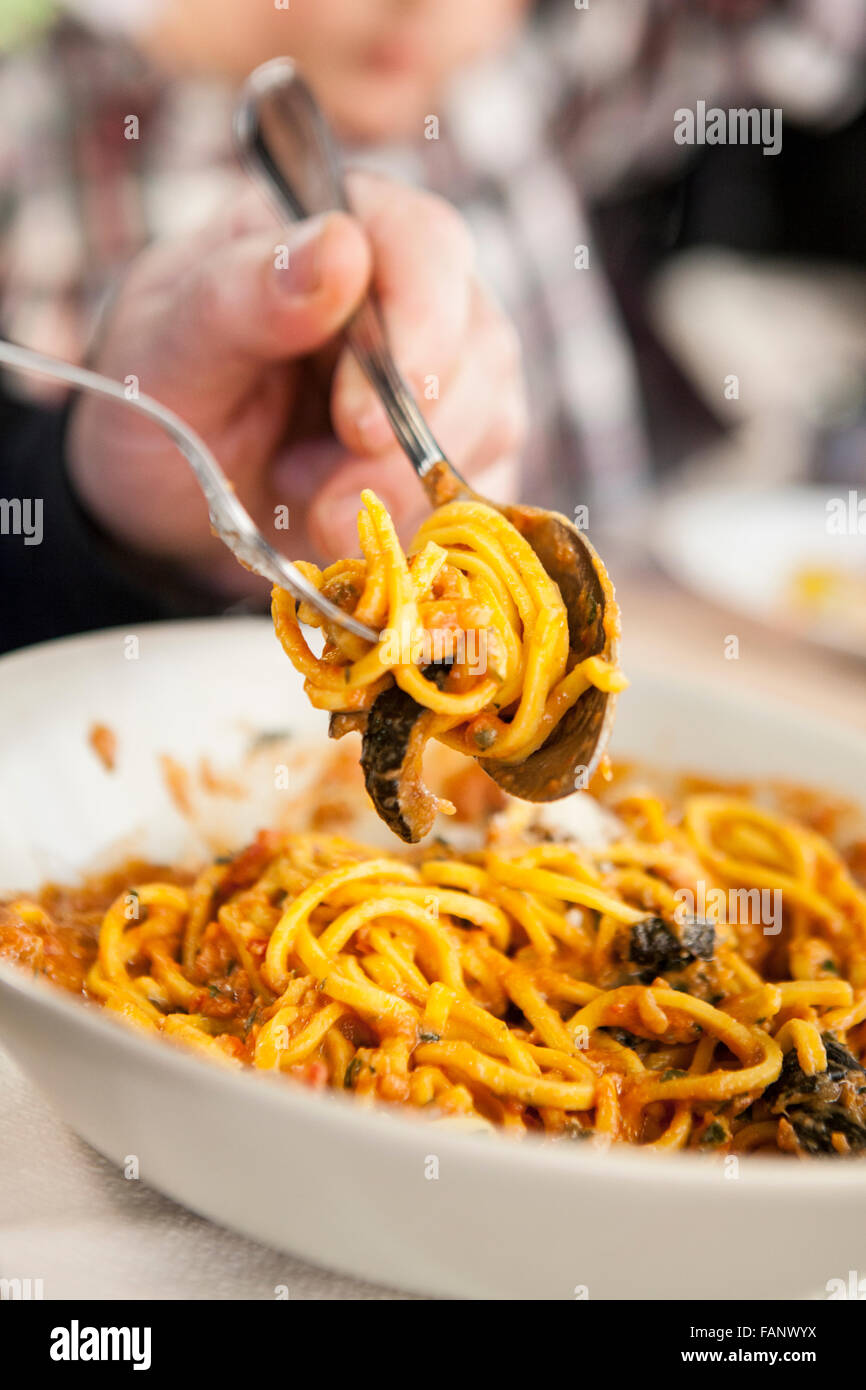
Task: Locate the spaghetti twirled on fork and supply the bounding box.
[271,491,627,839]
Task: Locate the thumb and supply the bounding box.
[177,211,371,381]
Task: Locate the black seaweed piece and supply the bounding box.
[627,915,715,982]
[765,1033,866,1154]
[603,1027,646,1050]
[678,916,716,961]
[360,663,451,843]
[768,1034,865,1097]
[781,1110,866,1155]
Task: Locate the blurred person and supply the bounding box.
[1,0,865,652]
[0,3,684,516]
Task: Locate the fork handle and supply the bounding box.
[233,58,449,484]
[0,336,380,643]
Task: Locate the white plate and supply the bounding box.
[1,618,866,1301]
[654,483,866,658]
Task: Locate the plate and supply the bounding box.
[654,484,866,658]
[2,618,866,1300]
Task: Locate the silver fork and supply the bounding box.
[0,338,379,642]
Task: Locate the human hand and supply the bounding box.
[67,171,526,597]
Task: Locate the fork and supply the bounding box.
[0,337,379,642]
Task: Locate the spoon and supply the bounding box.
[234,57,620,799]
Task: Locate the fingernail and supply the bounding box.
[472,456,519,504]
[318,488,407,558]
[273,215,329,297]
[354,401,394,452]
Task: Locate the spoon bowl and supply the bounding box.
[486,501,620,798]
[417,458,621,798]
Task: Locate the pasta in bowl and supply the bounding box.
[4,758,866,1157]
[2,622,866,1298]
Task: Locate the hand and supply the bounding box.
[67,171,526,597]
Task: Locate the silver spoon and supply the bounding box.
[234,58,620,799]
[0,337,378,643]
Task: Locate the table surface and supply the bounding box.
[617,567,866,731]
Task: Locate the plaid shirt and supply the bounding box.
[1,1,863,519]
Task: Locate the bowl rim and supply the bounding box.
[4,611,866,750]
[651,480,866,662]
[3,617,866,1196]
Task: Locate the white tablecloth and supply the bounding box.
[0,1046,407,1301]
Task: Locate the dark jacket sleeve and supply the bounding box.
[0,383,229,654]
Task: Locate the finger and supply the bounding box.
[198,185,281,249]
[405,286,527,479]
[156,212,372,401]
[131,185,282,292]
[330,171,475,454]
[304,452,429,559]
[302,448,520,565]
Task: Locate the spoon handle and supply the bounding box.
[233,58,450,484]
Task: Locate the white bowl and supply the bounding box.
[1,619,865,1300]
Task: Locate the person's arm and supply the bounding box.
[67,175,525,602]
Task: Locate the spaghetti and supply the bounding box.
[5,779,866,1155]
[272,491,626,840]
